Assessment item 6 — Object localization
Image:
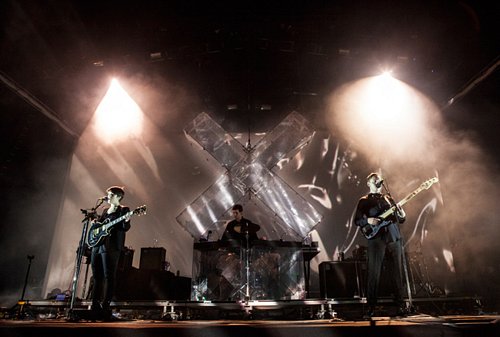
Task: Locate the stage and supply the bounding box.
[2,296,499,337]
[1,315,499,337]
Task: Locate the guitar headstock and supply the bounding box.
[133,205,147,216]
[421,177,439,190]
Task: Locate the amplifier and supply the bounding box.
[319,261,366,298]
[319,260,395,299]
[139,247,166,270]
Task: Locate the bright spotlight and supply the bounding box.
[327,75,433,163]
[360,74,416,126]
[93,79,144,144]
[379,71,394,81]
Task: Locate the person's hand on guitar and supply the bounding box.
[367,217,381,226]
[395,204,406,219]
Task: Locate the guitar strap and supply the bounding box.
[383,195,396,209]
[382,195,391,208]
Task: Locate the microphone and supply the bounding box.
[98,196,108,201]
[375,179,384,188]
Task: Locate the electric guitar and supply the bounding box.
[360,178,438,239]
[86,205,147,248]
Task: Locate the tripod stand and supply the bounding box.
[230,231,252,302]
[229,220,260,300]
[408,249,444,297]
[400,237,415,312]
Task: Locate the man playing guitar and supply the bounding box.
[355,173,407,318]
[89,186,131,319]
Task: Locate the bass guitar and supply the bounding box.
[87,205,147,248]
[360,178,438,239]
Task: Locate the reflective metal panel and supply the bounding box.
[252,111,314,169]
[176,175,246,239]
[191,241,305,301]
[178,112,321,241]
[184,112,245,169]
[253,172,323,239]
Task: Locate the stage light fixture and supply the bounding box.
[93,78,144,144]
[397,55,409,63]
[149,52,163,61]
[338,49,350,56]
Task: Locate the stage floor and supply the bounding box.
[1,315,499,337]
[7,295,488,319]
[1,296,499,336]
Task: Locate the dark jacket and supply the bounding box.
[221,217,259,242]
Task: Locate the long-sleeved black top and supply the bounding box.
[355,193,405,242]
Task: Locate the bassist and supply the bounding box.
[354,173,407,318]
[90,186,131,318]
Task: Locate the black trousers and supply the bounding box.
[90,249,121,309]
[366,237,405,306]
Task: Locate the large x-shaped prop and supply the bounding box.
[176,112,322,241]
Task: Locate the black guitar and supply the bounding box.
[86,205,147,248]
[360,178,438,239]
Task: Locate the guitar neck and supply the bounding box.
[103,211,132,229]
[379,185,427,219]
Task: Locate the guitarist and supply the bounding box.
[355,173,407,318]
[90,186,131,318]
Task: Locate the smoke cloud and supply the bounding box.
[326,76,500,305]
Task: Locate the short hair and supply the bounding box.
[107,186,125,200]
[232,204,243,212]
[366,172,380,181]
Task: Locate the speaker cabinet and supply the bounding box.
[319,260,396,299]
[115,268,191,300]
[139,247,166,270]
[319,261,366,298]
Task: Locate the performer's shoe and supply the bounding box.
[98,302,113,321]
[396,305,410,317]
[363,306,375,320]
[89,302,113,321]
[100,310,119,322]
[90,302,102,312]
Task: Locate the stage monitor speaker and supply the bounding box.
[319,261,366,298]
[140,247,166,270]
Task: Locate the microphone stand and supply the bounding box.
[67,199,103,319]
[81,255,91,299]
[20,255,35,302]
[14,255,35,319]
[244,228,251,302]
[381,180,414,313]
